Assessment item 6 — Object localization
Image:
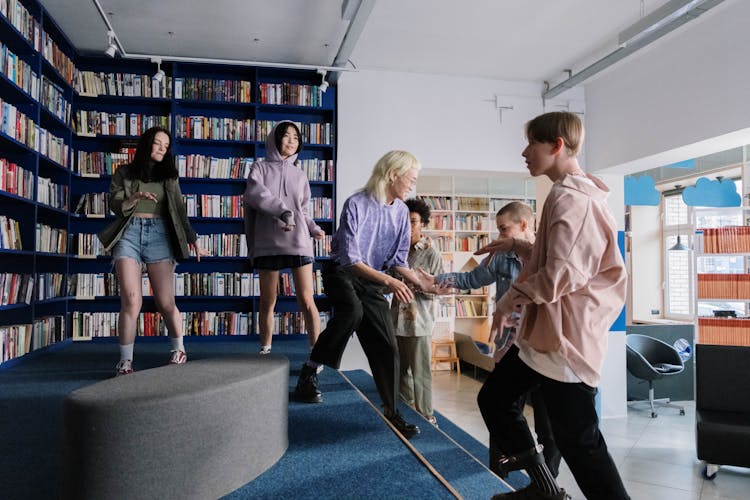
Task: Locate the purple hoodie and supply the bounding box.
[243,121,322,258]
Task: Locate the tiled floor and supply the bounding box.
[431,370,750,500]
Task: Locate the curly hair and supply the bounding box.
[405,198,431,225]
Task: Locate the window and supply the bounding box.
[663,193,692,317]
[663,179,744,318]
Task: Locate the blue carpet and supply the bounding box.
[0,337,511,499]
[343,370,530,495]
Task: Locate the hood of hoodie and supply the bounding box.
[265,121,299,197]
[558,172,610,203]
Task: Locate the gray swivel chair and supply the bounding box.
[625,334,686,418]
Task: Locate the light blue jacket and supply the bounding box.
[436,252,522,300]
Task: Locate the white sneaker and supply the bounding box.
[115,359,133,376]
[169,350,187,364]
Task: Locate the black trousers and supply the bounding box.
[489,386,562,477]
[310,262,400,412]
[478,345,629,500]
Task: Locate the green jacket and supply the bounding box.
[97,165,197,259]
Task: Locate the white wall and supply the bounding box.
[630,205,663,320]
[586,0,750,174]
[336,70,584,209]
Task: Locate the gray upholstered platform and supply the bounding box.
[62,354,289,500]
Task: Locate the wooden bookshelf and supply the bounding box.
[416,175,535,344]
[693,206,750,347]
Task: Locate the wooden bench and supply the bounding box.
[62,354,289,500]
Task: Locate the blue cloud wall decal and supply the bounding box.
[624,175,660,206]
[682,177,741,207]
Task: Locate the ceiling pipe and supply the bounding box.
[542,0,725,101]
[329,0,377,83]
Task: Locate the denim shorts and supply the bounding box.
[112,217,174,265]
[253,255,314,270]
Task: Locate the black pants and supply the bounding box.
[310,262,400,412]
[489,386,562,477]
[478,345,629,500]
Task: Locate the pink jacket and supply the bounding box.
[496,173,627,387]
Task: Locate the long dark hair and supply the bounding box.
[273,121,303,156]
[126,126,179,181]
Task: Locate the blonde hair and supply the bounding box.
[525,111,584,157]
[363,150,421,203]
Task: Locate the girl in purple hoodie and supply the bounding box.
[243,121,325,353]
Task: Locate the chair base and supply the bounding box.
[628,388,685,418]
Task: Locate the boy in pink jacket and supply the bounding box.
[478,112,628,500]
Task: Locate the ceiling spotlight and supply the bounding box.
[104,30,117,58]
[151,57,165,82]
[317,68,329,93]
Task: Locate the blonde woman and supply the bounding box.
[294,150,433,439]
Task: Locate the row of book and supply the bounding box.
[194,233,248,258]
[76,71,171,99]
[70,310,331,340]
[70,269,330,298]
[0,158,33,199]
[309,197,334,220]
[698,318,750,347]
[257,82,325,107]
[74,110,170,137]
[418,195,535,214]
[418,196,451,211]
[35,223,66,253]
[455,235,490,252]
[699,227,750,254]
[254,311,331,336]
[177,154,253,180]
[72,192,109,216]
[41,76,71,124]
[0,272,33,305]
[35,272,64,300]
[0,97,70,166]
[430,236,454,252]
[455,214,490,231]
[74,233,108,258]
[183,194,243,218]
[72,272,257,298]
[454,297,488,317]
[427,215,452,231]
[174,77,252,103]
[1,42,40,100]
[74,149,133,177]
[256,120,334,146]
[36,176,68,210]
[0,214,21,250]
[275,269,324,296]
[0,315,66,363]
[174,115,254,142]
[71,232,330,259]
[697,273,750,299]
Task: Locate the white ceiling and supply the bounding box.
[42,0,674,84]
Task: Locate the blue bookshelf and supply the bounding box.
[0,0,336,366]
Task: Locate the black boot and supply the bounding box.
[385,410,420,439]
[294,363,323,403]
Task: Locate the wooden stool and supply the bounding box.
[431,338,461,374]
